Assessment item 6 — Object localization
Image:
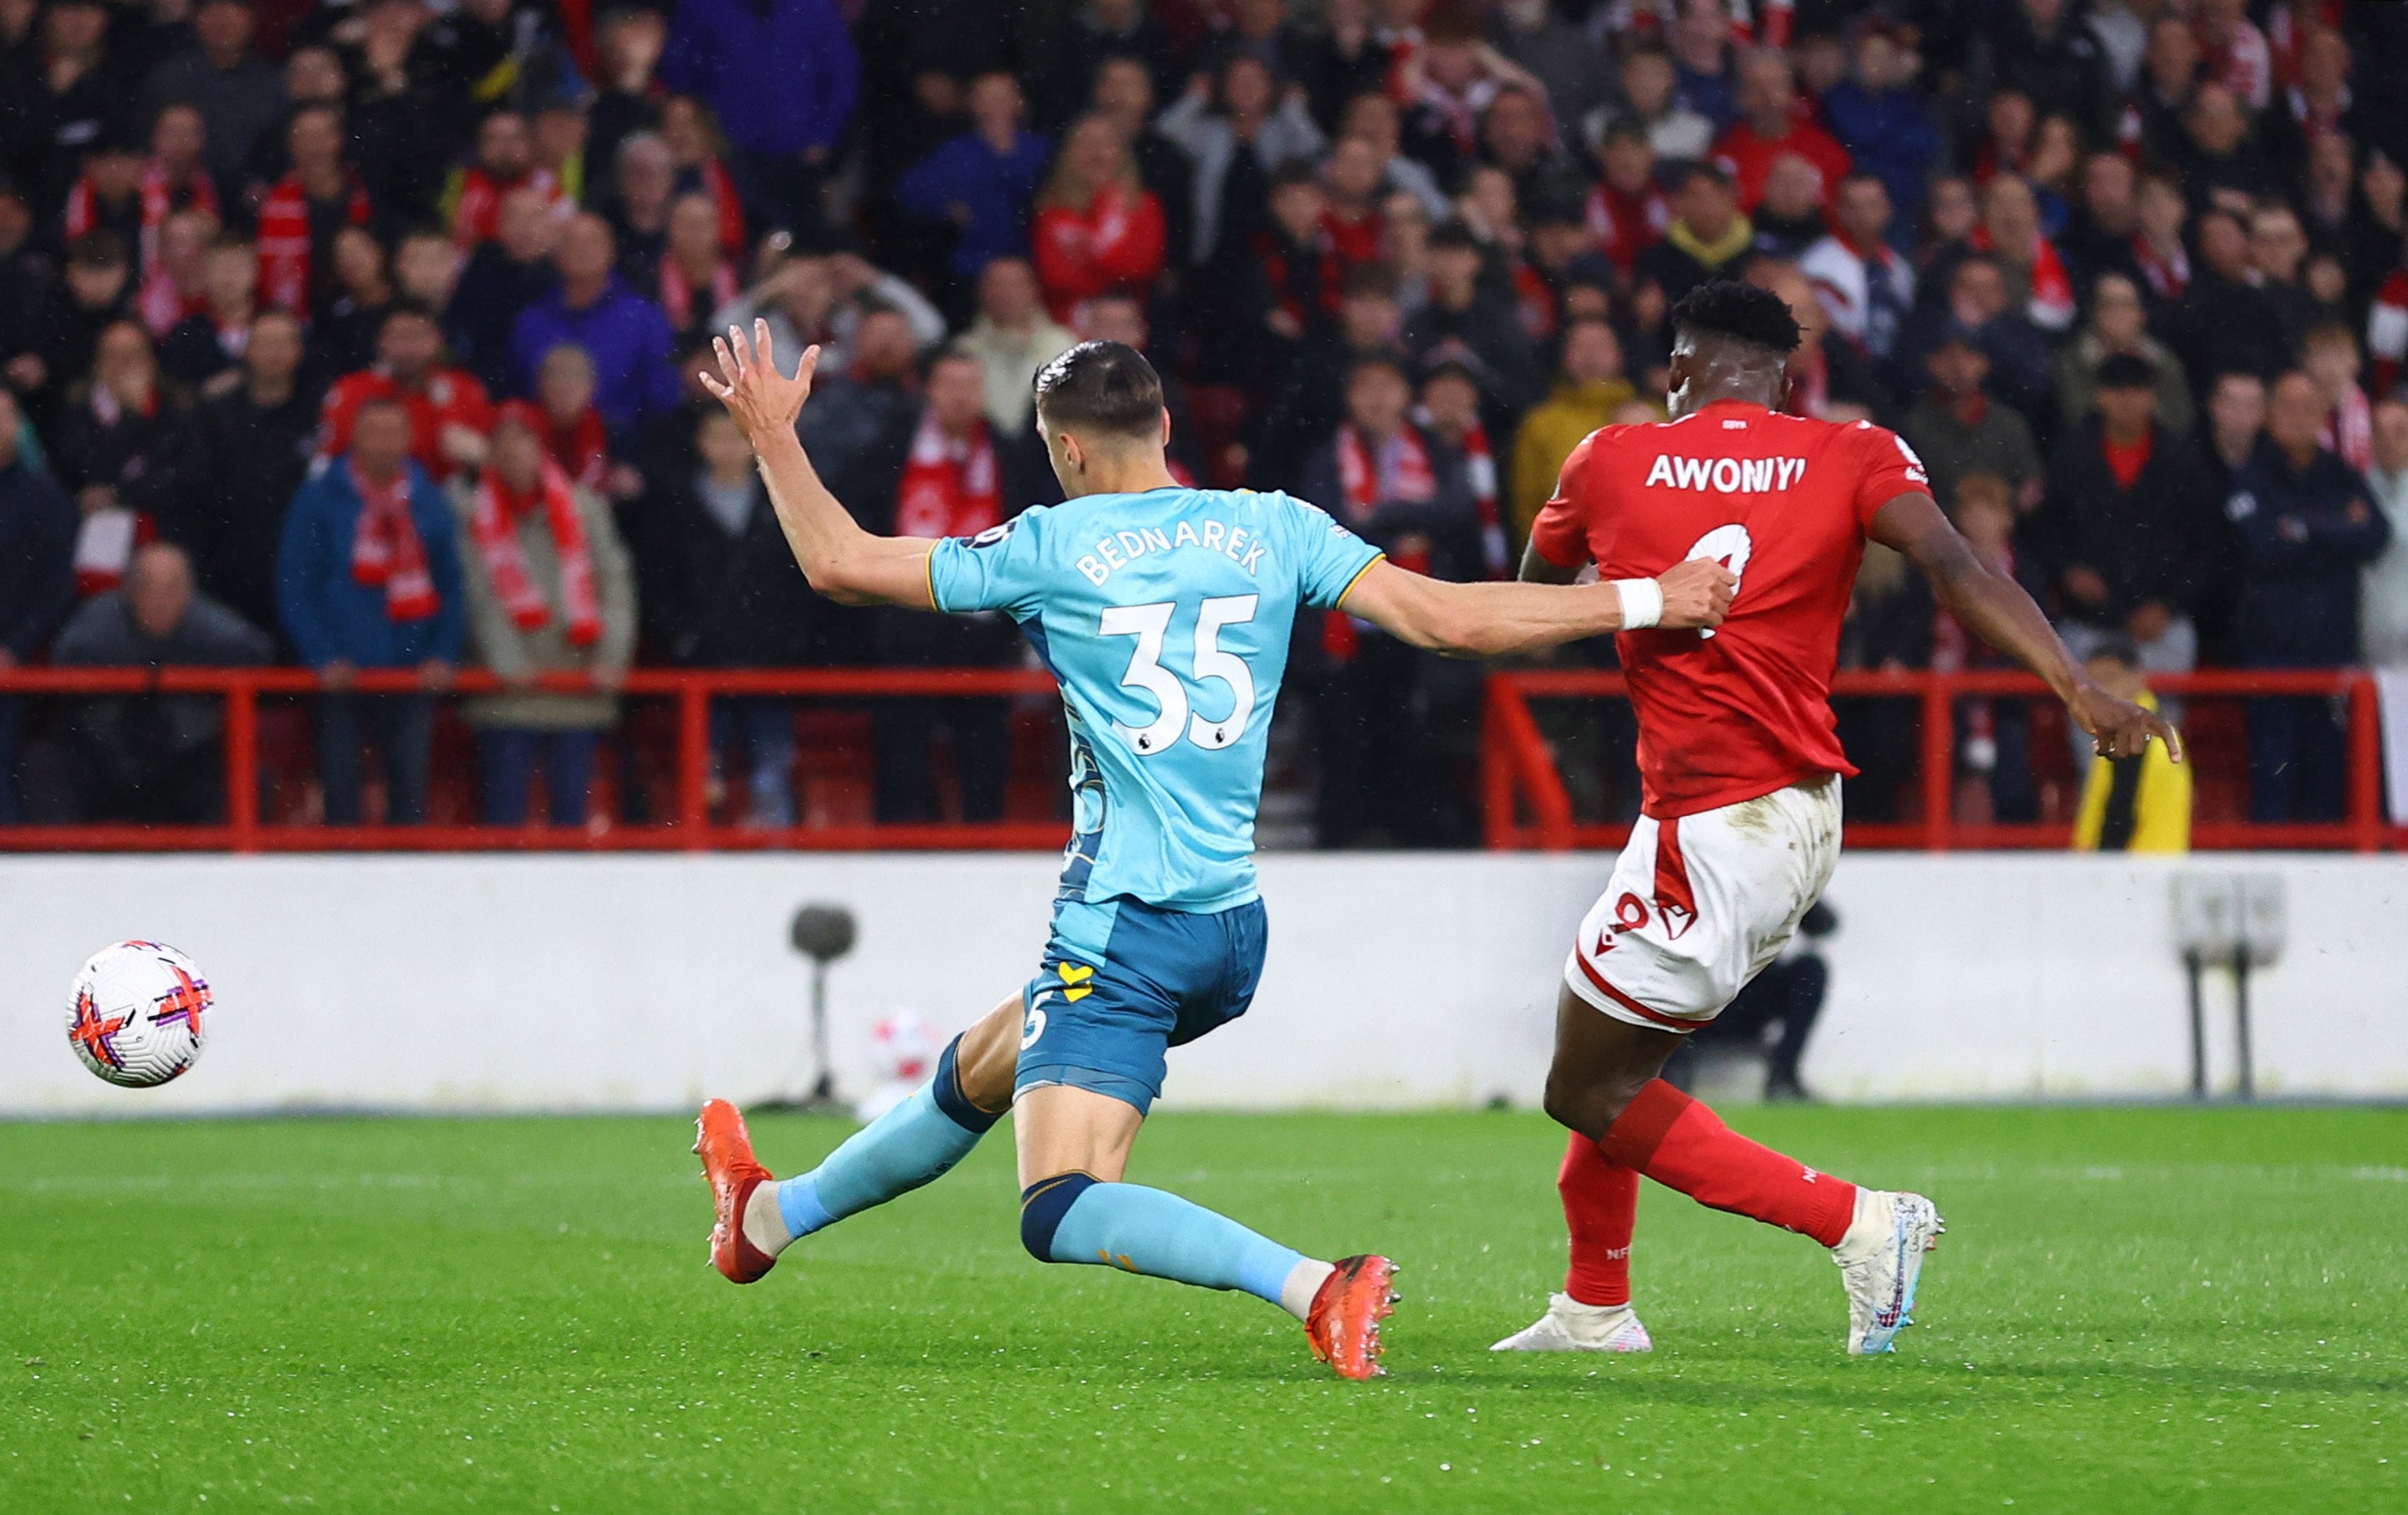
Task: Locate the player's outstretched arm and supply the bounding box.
[1340,557,1734,658]
[700,320,936,610]
[1871,490,2182,763]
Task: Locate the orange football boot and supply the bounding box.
[1305,1254,1400,1380]
[694,1099,778,1283]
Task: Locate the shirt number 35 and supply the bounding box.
[1099,595,1259,755]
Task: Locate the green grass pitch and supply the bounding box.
[3,1105,2403,1512]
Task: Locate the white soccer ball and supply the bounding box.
[854,1010,941,1121]
[870,1010,940,1086]
[67,941,213,1089]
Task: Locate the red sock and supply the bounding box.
[1600,1079,1856,1248]
[1558,1132,1639,1307]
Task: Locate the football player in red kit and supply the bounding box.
[1495,280,2180,1356]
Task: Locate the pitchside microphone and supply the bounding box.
[760,903,858,1113]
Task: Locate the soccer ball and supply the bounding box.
[855,1010,941,1121]
[67,941,213,1088]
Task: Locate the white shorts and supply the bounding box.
[1563,775,1843,1033]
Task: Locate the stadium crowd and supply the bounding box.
[4,0,2408,839]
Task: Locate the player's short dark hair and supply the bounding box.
[1669,278,1802,358]
[1032,340,1165,439]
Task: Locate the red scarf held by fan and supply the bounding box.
[257,172,372,314]
[1455,421,1508,577]
[1325,422,1435,659]
[452,166,560,247]
[134,272,206,337]
[470,457,602,647]
[2130,233,2191,304]
[658,257,739,332]
[894,412,1002,540]
[1972,225,2074,329]
[1258,226,1342,329]
[540,402,610,492]
[690,157,749,257]
[349,461,439,623]
[67,161,220,279]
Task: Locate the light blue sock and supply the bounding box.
[776,1073,994,1239]
[1043,1181,1306,1306]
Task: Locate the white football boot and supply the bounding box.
[1833,1188,1944,1354]
[1490,1293,1654,1353]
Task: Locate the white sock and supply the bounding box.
[1278,1257,1336,1322]
[741,1181,793,1258]
[1832,1187,1886,1262]
[1554,1293,1631,1319]
[1552,1293,1632,1337]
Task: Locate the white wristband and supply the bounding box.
[1613,577,1663,631]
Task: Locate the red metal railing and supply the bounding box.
[2,665,2395,853]
[0,666,1067,852]
[1482,666,2396,854]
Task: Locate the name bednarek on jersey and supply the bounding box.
[1074,518,1272,585]
[928,487,1381,915]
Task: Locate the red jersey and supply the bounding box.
[318,368,496,482]
[1711,119,1852,213]
[1529,400,1930,818]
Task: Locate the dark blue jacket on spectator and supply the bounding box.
[659,0,860,157]
[2226,441,2394,666]
[1675,59,1734,128]
[0,457,78,661]
[276,460,466,671]
[893,130,1052,279]
[448,244,560,396]
[1819,80,1941,233]
[508,278,682,434]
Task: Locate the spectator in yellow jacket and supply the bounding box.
[2073,639,2191,853]
[1509,315,1638,544]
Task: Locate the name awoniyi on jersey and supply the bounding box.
[1528,400,1928,818]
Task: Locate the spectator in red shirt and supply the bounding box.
[1584,123,1668,278]
[448,110,564,251]
[319,304,496,482]
[67,106,220,293]
[1320,135,1390,270]
[253,105,373,317]
[1030,115,1166,326]
[1711,47,1850,213]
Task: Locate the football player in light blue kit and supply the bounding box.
[691,323,1736,1378]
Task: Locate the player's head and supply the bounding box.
[1031,339,1171,497]
[1664,278,1802,419]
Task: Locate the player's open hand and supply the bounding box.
[2069,681,2185,763]
[1656,558,1738,630]
[700,319,818,442]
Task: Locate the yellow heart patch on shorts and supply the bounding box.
[1055,962,1094,1002]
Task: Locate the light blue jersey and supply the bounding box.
[929,486,1383,913]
